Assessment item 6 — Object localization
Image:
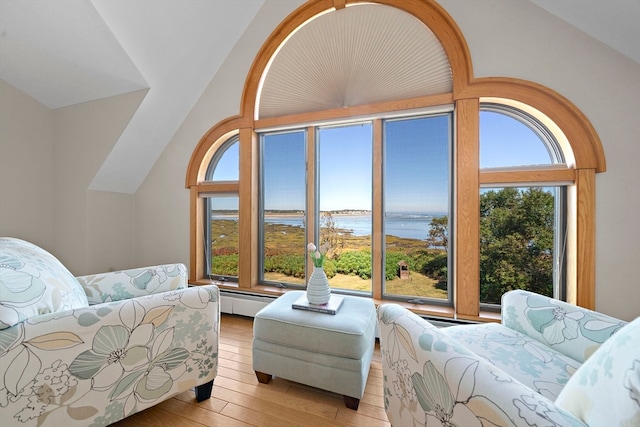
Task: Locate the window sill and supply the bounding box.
[189,280,502,323]
[189,280,297,297]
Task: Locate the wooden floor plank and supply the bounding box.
[155,398,248,427]
[218,365,261,385]
[110,314,390,427]
[110,406,206,427]
[219,357,256,375]
[215,376,339,419]
[215,390,341,427]
[220,402,312,427]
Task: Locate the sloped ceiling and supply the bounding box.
[0,0,637,194]
[0,0,266,194]
[531,0,639,65]
[0,1,147,108]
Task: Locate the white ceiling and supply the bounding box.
[0,0,638,193]
[531,0,639,65]
[0,0,267,194]
[0,1,147,108]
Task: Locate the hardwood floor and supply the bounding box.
[111,314,390,427]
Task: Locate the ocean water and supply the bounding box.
[214,213,444,240]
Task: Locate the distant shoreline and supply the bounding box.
[213,211,372,217]
[214,210,445,217]
[211,211,445,241]
[266,210,373,216]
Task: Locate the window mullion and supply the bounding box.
[238,127,256,289]
[574,168,596,309]
[455,98,480,319]
[372,119,383,300]
[190,186,204,283]
[306,126,316,263]
[480,168,574,186]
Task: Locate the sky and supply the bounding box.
[211,111,553,212]
[318,124,373,211]
[479,111,554,168]
[383,115,450,213]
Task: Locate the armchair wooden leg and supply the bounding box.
[344,395,360,410]
[255,371,272,384]
[195,379,214,402]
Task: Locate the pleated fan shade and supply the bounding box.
[258,3,452,119]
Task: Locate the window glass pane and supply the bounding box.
[480,110,554,168]
[383,114,451,302]
[208,195,239,279]
[207,137,239,181]
[261,131,307,286]
[317,123,373,294]
[480,187,559,304]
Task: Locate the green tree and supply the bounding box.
[424,215,449,290]
[479,187,554,304]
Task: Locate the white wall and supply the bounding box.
[0,83,144,275]
[135,0,639,320]
[132,0,303,268]
[0,81,55,250]
[51,90,145,274]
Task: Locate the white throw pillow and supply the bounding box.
[555,316,640,426]
[0,237,89,329]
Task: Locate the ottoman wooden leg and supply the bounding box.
[255,371,272,384]
[344,395,360,410]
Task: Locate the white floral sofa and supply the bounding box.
[377,290,639,426]
[0,237,219,427]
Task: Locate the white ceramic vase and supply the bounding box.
[306,266,331,305]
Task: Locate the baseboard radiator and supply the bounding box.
[219,290,477,329]
[220,290,277,317]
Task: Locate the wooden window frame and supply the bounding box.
[185,0,605,320]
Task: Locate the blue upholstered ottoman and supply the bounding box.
[252,290,376,409]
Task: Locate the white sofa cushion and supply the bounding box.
[0,237,88,329]
[555,316,640,426]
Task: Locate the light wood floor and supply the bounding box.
[111,314,390,427]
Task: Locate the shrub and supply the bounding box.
[336,250,372,279]
[211,254,238,276]
[264,254,305,278]
[419,251,448,282]
[384,251,410,281]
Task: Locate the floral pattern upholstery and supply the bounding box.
[501,290,626,363]
[0,238,88,329]
[0,238,219,427]
[377,290,631,427]
[443,322,581,401]
[76,263,188,305]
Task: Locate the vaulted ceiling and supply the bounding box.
[1,0,638,194]
[0,0,268,193]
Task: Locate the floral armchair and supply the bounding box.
[0,237,219,427]
[377,290,639,426]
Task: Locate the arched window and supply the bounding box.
[480,105,563,168]
[203,135,240,281]
[206,136,239,181]
[188,0,605,320]
[479,105,567,307]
